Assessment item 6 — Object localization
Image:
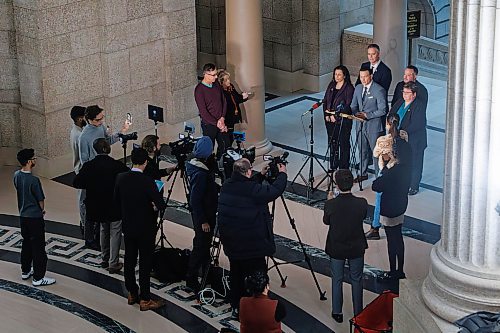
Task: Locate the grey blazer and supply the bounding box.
[350,81,387,134]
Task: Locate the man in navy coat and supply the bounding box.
[356,44,392,97]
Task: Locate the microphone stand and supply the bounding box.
[290,101,329,203]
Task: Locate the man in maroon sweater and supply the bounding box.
[194,63,229,159]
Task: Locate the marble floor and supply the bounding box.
[0,75,445,333]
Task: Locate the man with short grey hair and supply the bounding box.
[218,157,287,319]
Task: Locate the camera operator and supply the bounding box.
[218,158,287,319]
[79,105,130,164]
[185,136,218,293]
[141,135,174,181]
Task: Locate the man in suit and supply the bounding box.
[114,148,167,311]
[391,65,428,108]
[73,138,129,273]
[351,68,388,182]
[390,82,427,195]
[356,44,392,96]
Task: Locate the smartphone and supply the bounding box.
[126,113,133,125]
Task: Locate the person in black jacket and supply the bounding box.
[217,69,250,147]
[356,44,392,96]
[185,136,218,292]
[323,169,368,322]
[323,65,355,170]
[73,138,129,272]
[218,158,287,318]
[114,148,167,311]
[141,135,174,181]
[372,115,412,280]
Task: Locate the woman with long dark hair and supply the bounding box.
[322,65,355,171]
[371,114,412,279]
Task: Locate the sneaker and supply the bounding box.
[139,299,165,311]
[21,269,34,280]
[365,228,381,240]
[32,277,56,286]
[108,262,123,274]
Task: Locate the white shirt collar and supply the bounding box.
[370,60,381,70]
[131,167,143,173]
[363,81,373,90]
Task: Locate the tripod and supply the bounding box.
[155,157,191,249]
[290,104,329,203]
[267,195,327,300]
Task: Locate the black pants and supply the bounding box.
[384,224,405,274]
[186,223,214,280]
[84,219,100,246]
[325,120,352,170]
[201,122,230,159]
[20,217,48,281]
[229,257,267,309]
[124,233,154,301]
[410,146,425,190]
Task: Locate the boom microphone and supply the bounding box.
[302,100,323,116]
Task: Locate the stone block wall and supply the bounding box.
[339,0,373,31]
[0,0,21,147]
[2,0,198,163]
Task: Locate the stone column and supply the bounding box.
[225,0,272,155]
[421,0,500,322]
[373,0,407,93]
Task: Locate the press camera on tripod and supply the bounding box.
[222,131,256,180]
[168,125,197,165]
[263,152,289,182]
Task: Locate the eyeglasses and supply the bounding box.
[402,91,414,95]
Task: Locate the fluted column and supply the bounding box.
[373,0,407,94]
[225,0,272,155]
[421,0,500,322]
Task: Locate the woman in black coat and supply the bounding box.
[217,70,249,147]
[372,114,412,280]
[323,65,355,171]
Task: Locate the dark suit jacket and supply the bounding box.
[356,61,392,94]
[322,80,355,118]
[323,193,368,260]
[372,161,411,218]
[114,170,166,236]
[390,99,427,149]
[391,80,428,108]
[73,154,129,222]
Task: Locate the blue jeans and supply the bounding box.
[330,256,364,316]
[372,191,382,229]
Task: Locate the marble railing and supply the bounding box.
[410,36,449,78]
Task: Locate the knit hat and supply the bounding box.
[193,136,213,159]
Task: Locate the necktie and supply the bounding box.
[362,87,367,102]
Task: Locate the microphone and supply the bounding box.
[302,100,323,116]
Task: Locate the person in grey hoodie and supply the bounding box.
[185,136,218,293]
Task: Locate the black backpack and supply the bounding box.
[455,311,500,333]
[152,247,190,283]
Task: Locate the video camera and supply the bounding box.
[118,131,138,143]
[263,152,289,181]
[168,123,197,163]
[222,131,256,179]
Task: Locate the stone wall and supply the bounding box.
[1,0,198,167]
[0,0,21,148]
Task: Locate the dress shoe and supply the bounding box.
[353,175,368,183]
[100,261,109,269]
[127,292,138,305]
[231,308,239,321]
[408,188,419,196]
[379,271,406,280]
[140,299,165,311]
[365,228,380,240]
[108,262,123,274]
[331,313,343,323]
[185,277,201,293]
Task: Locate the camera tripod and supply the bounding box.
[155,157,191,249]
[267,195,327,301]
